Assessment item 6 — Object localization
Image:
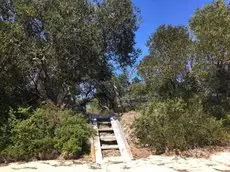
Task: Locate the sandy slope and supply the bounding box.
[1,152,230,172]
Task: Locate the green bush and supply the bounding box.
[132,97,226,154]
[0,108,18,153]
[0,105,93,162]
[0,123,11,153]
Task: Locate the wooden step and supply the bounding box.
[97,121,111,125]
[101,144,119,150]
[100,135,116,142]
[98,128,113,132]
[97,117,111,121]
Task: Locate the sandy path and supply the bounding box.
[1,152,230,172]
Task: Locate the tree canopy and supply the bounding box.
[136,0,230,119]
[190,0,230,106]
[138,25,192,99]
[0,0,140,111]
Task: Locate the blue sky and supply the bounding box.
[132,0,214,62]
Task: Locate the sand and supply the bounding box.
[1,152,230,172]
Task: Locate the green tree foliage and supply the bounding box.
[133,0,230,153]
[190,0,230,113]
[114,73,130,98]
[0,105,93,162]
[137,0,230,116]
[0,0,139,111]
[138,25,192,99]
[92,73,130,112]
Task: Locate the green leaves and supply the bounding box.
[133,98,226,153]
[188,0,230,106]
[138,25,192,99]
[138,1,230,110]
[147,25,191,79]
[0,106,93,161]
[0,0,139,109]
[190,0,230,61]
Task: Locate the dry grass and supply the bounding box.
[120,111,152,159]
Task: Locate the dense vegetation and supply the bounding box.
[133,98,226,154]
[1,0,230,162]
[133,0,230,153]
[0,0,139,162]
[0,104,93,162]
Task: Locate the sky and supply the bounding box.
[132,0,215,63]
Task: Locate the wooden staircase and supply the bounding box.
[91,115,133,164]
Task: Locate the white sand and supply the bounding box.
[1,152,230,172]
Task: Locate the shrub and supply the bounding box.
[132,97,226,154]
[0,108,17,153]
[0,105,93,162]
[54,110,93,157]
[0,123,11,153]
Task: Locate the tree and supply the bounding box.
[190,0,230,114]
[138,25,192,99]
[0,0,140,110]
